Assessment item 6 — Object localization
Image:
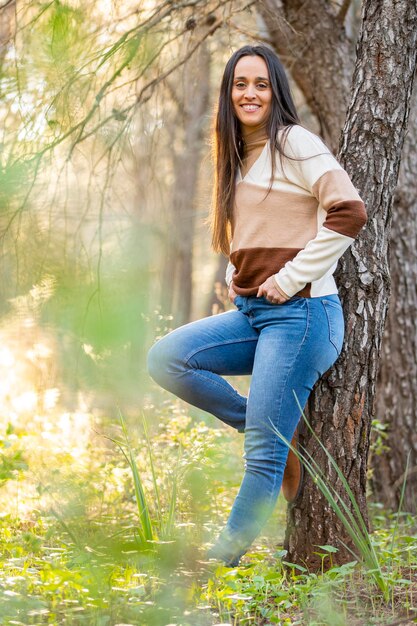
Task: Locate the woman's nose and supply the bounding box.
[244,84,256,99]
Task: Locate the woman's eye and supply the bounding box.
[234,82,269,89]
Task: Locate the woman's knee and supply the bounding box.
[146,333,186,386]
[147,337,169,385]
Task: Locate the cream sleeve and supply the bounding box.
[273,126,367,297]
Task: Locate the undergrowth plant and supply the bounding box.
[103,409,183,548]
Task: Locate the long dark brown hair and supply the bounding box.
[209,45,301,257]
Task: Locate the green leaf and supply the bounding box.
[317,544,339,553]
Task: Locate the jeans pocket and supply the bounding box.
[321,299,345,356]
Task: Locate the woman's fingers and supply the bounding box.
[257,278,286,303]
[229,285,237,303]
[236,277,289,304]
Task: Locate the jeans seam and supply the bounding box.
[189,367,248,405]
[321,300,342,355]
[321,298,342,308]
[183,337,258,365]
[265,298,311,509]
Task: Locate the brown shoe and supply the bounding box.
[282,430,304,503]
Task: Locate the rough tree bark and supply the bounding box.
[260,0,417,568]
[260,0,417,522]
[373,85,417,514]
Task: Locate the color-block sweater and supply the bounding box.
[225,124,367,298]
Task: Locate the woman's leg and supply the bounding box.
[146,309,258,432]
[208,295,344,564]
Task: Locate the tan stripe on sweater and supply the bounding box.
[232,182,318,250]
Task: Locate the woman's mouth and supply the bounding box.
[241,104,261,112]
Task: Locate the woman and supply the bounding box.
[147,44,367,567]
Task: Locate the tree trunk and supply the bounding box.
[262,0,417,569]
[160,39,210,326]
[260,0,417,530]
[372,84,417,514]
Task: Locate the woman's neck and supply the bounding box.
[241,122,268,145]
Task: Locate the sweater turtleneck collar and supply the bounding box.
[239,123,269,178]
[242,122,269,151]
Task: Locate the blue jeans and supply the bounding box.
[147,294,344,564]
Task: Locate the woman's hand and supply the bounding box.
[228,282,238,304]
[257,276,290,304]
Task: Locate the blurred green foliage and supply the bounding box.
[0,0,166,410]
[0,424,28,485]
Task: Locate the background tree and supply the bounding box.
[159,37,211,327]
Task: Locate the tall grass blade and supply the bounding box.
[141,410,162,526]
[118,409,155,544]
[164,445,182,538]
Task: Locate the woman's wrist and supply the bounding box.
[272,275,290,300]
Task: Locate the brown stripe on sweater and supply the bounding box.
[230,247,311,297]
[324,200,367,238]
[312,170,367,237]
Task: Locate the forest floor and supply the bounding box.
[0,392,416,626]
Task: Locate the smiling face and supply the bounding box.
[231,55,272,132]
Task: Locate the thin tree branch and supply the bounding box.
[0,0,15,10]
[337,0,352,23]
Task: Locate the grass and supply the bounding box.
[0,395,416,625]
